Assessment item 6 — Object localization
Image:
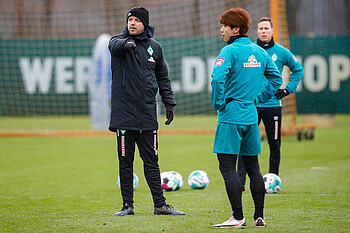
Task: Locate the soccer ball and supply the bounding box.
[170,171,184,191]
[160,171,182,191]
[188,170,210,189]
[263,173,282,194]
[117,172,139,190]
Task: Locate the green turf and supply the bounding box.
[0,115,218,132]
[1,116,350,232]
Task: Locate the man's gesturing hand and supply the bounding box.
[124,39,136,54]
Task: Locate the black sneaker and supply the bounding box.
[154,204,185,215]
[115,206,134,216]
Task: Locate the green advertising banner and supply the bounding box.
[290,37,350,113]
[0,36,349,115]
[0,39,94,115]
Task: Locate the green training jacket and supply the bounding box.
[211,36,282,125]
[255,41,303,108]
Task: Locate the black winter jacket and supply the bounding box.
[108,26,176,132]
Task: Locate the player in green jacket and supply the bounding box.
[238,17,303,191]
[211,8,282,228]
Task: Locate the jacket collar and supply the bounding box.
[122,25,155,41]
[257,37,275,49]
[227,35,248,44]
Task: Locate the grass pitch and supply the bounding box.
[0,115,349,232]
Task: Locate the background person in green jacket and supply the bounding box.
[211,8,282,229]
[238,17,304,191]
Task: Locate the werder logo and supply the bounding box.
[272,53,277,62]
[147,46,154,56]
[244,55,261,67]
[147,46,155,62]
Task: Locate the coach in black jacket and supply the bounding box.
[108,7,184,216]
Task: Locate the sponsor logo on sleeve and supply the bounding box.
[244,55,261,67]
[215,58,225,66]
[292,54,298,62]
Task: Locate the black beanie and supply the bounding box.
[126,7,149,27]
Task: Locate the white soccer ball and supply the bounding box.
[263,173,282,194]
[188,170,210,189]
[160,171,177,191]
[170,171,184,191]
[117,172,139,190]
[160,171,183,191]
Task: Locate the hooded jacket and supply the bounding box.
[108,26,176,132]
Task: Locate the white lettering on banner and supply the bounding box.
[170,63,181,93]
[281,66,290,89]
[19,57,53,94]
[182,56,206,93]
[297,55,350,93]
[207,57,216,91]
[19,54,349,95]
[180,55,349,94]
[329,55,350,91]
[296,56,303,92]
[19,57,91,94]
[302,55,328,92]
[56,57,73,94]
[75,57,91,93]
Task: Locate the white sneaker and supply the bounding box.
[254,217,267,227]
[213,217,246,228]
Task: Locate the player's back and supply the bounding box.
[224,37,269,103]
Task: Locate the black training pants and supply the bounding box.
[238,107,282,186]
[217,153,265,219]
[116,129,166,208]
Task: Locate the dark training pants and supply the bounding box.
[116,129,166,208]
[238,107,282,186]
[217,153,265,220]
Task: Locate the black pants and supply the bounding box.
[116,129,166,208]
[238,107,282,186]
[217,153,265,220]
